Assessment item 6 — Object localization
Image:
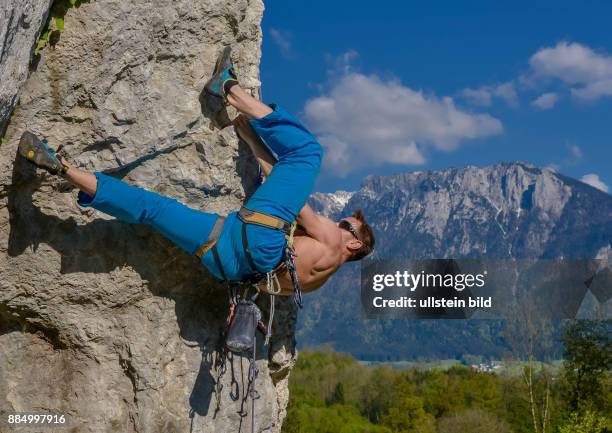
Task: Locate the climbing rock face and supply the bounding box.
[0,1,297,432]
[0,0,53,132]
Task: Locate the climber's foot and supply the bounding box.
[204,46,239,100]
[18,131,66,175]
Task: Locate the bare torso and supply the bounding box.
[257,226,344,296]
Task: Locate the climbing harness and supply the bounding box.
[195,215,226,259]
[195,206,303,308]
[197,206,303,433]
[238,206,293,233]
[237,206,303,309]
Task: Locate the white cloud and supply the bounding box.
[571,80,612,101]
[531,92,559,110]
[529,42,612,101]
[324,49,360,76]
[547,143,583,172]
[462,81,519,107]
[580,173,609,193]
[462,87,493,106]
[304,72,503,175]
[569,144,583,160]
[494,82,520,107]
[269,28,293,58]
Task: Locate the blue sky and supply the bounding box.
[259,0,611,194]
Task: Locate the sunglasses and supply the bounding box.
[339,219,361,241]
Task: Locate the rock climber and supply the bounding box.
[17,47,375,297]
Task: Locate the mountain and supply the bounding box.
[310,190,355,216]
[302,162,612,360]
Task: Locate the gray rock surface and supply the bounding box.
[0,1,297,432]
[0,0,52,132]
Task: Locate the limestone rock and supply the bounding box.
[0,0,52,132]
[0,1,297,432]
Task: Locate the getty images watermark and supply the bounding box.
[372,269,490,309]
[361,259,611,320]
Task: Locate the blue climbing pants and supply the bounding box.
[78,105,323,281]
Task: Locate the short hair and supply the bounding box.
[348,209,375,261]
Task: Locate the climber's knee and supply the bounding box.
[301,140,324,171]
[279,137,324,169]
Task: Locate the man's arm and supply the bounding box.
[296,203,339,244]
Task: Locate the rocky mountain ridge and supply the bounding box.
[309,190,354,217]
[304,162,611,359]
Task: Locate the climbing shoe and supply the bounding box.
[204,46,239,100]
[18,131,66,175]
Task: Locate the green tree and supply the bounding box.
[327,382,346,405]
[359,365,398,423]
[381,379,435,433]
[558,410,610,433]
[560,320,612,412]
[437,408,512,433]
[499,375,542,433]
[412,369,465,417]
[504,296,556,433]
[283,402,391,433]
